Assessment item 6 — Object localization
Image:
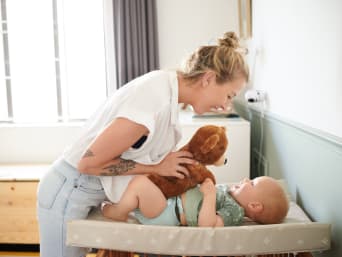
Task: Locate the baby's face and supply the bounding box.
[229,176,276,208]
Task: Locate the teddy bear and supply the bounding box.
[148,125,228,198]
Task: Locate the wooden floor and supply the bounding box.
[0,253,39,257]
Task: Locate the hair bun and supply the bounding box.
[218,32,239,49]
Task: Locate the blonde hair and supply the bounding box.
[179,32,249,84]
[255,181,289,224]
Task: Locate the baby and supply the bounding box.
[102,175,289,226]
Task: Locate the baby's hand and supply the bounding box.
[200,178,216,196]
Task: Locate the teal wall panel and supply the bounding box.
[235,101,342,257]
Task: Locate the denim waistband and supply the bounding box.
[52,157,103,190]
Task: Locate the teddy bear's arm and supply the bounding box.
[187,164,216,185]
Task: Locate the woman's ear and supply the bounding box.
[202,71,215,87]
[247,201,263,214]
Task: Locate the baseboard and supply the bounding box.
[0,245,39,253]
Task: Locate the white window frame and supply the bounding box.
[0,0,116,164]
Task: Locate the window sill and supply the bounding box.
[0,164,49,181]
[0,123,83,163]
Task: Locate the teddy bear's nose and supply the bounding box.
[224,158,228,165]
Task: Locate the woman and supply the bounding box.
[37,31,249,257]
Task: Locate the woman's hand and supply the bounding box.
[153,150,195,179]
[200,178,216,196]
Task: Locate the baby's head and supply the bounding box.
[229,176,289,224]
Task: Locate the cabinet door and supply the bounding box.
[0,181,39,244]
[178,124,250,183]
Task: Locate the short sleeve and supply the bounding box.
[115,75,169,134]
[116,91,157,134]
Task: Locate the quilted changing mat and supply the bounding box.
[67,200,331,256]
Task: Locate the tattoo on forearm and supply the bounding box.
[101,159,136,176]
[82,149,94,158]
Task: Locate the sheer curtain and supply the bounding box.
[113,0,159,88]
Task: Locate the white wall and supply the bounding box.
[156,0,342,139]
[156,0,239,69]
[247,0,342,138]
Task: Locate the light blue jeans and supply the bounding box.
[37,158,105,257]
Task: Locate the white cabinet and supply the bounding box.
[178,111,250,183]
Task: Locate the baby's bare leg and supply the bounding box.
[102,175,167,221]
[102,202,126,221]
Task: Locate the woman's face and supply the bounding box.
[192,75,245,115]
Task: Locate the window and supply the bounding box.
[0,0,115,164]
[0,0,114,124]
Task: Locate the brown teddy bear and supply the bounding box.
[148,125,228,198]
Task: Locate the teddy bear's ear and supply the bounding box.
[200,134,220,154]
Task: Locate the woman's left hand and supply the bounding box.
[153,150,195,179]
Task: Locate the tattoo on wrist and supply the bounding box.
[101,159,136,176]
[82,149,94,158]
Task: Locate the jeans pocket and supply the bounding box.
[38,169,66,209]
[78,175,104,196]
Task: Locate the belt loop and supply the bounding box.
[73,178,78,188]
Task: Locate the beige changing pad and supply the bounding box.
[67,201,331,255]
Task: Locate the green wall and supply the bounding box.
[235,101,342,257]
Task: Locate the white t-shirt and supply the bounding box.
[63,70,182,202]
